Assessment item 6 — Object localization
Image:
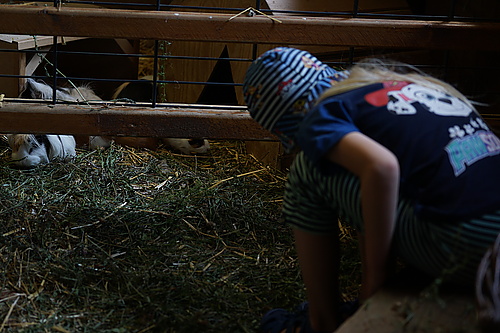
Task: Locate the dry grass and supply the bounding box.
[0,139,361,333]
[0,37,359,332]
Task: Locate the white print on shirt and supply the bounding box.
[387,84,473,117]
[445,118,500,176]
[367,82,496,176]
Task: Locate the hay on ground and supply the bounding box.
[0,139,360,332]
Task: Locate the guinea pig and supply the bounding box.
[7,134,76,169]
[112,76,210,154]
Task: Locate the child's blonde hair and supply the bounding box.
[319,59,475,110]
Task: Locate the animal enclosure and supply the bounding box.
[0,0,499,140]
[0,1,500,332]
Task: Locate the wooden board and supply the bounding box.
[0,100,277,140]
[337,285,479,333]
[0,35,84,50]
[161,41,275,104]
[0,35,87,97]
[0,5,498,51]
[161,0,277,104]
[0,41,25,98]
[267,0,410,13]
[245,141,295,171]
[267,0,411,55]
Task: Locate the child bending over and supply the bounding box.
[243,47,500,333]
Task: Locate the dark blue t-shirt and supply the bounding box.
[296,81,500,221]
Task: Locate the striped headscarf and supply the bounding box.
[243,47,348,152]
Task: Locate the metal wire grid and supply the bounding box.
[0,0,499,112]
[50,0,500,21]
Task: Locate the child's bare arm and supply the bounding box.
[325,132,400,299]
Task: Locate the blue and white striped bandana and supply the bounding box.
[243,47,348,153]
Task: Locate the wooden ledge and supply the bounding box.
[1,100,498,140]
[337,270,480,333]
[0,100,277,140]
[0,4,499,50]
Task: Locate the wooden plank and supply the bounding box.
[0,5,499,51]
[245,141,295,171]
[162,0,274,105]
[268,0,410,13]
[0,100,277,140]
[0,42,25,97]
[163,41,225,103]
[0,34,85,50]
[267,0,411,55]
[337,285,479,333]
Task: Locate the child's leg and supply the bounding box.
[294,228,341,332]
[260,152,361,332]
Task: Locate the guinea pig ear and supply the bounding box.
[19,79,35,98]
[20,79,47,99]
[33,135,51,156]
[7,134,30,150]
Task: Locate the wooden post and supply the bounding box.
[0,41,25,98]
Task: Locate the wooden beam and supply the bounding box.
[337,284,478,333]
[0,5,499,50]
[1,103,497,140]
[0,101,277,140]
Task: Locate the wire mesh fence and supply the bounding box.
[0,0,499,133]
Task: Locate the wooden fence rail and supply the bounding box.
[0,4,499,139]
[0,4,499,50]
[0,100,275,140]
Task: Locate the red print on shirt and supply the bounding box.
[364,81,410,107]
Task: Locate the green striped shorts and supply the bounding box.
[284,152,500,285]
